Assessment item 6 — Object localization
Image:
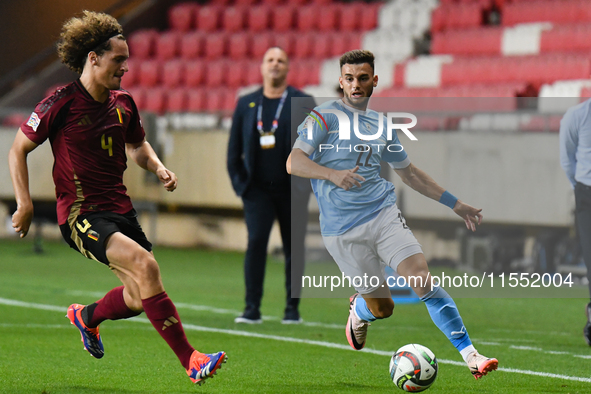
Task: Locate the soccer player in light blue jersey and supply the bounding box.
[560,100,591,345]
[287,50,498,379]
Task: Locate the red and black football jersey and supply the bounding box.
[20,80,145,225]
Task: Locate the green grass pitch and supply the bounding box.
[1,238,590,393]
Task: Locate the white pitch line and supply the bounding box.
[1,297,591,384]
[66,291,346,329]
[0,323,154,331]
[0,297,64,312]
[489,328,572,337]
[510,345,543,351]
[0,323,68,329]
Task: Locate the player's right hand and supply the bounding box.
[452,200,483,232]
[12,204,33,238]
[330,166,365,191]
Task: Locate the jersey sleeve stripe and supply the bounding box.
[294,140,315,155]
[388,156,411,169]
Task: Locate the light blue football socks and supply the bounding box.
[354,295,377,322]
[420,286,472,353]
[354,285,476,362]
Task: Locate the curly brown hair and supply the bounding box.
[339,50,375,74]
[57,11,125,74]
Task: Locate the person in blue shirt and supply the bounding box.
[287,50,498,379]
[560,100,591,345]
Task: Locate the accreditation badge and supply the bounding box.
[260,131,276,149]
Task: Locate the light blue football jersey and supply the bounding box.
[294,99,410,236]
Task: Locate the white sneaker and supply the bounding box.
[466,351,498,379]
[345,293,370,350]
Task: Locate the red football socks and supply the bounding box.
[86,286,140,327]
[142,291,195,369]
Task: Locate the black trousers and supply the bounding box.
[242,184,309,311]
[575,182,591,299]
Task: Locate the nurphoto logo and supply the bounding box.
[304,109,418,142]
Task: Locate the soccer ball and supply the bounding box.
[389,344,438,392]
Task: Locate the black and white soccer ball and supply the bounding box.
[389,344,438,392]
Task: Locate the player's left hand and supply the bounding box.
[157,168,177,192]
[452,200,482,232]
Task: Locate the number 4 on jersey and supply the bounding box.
[101,134,113,157]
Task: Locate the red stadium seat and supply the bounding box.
[251,31,275,58]
[161,59,185,88]
[247,5,271,32]
[297,59,321,86]
[502,0,589,26]
[449,3,482,30]
[318,4,339,32]
[222,6,246,32]
[245,60,263,85]
[261,0,283,5]
[222,89,239,113]
[540,24,591,53]
[128,29,157,59]
[203,32,228,60]
[138,60,161,87]
[228,33,251,60]
[296,5,318,32]
[154,31,181,61]
[359,2,381,31]
[196,5,221,32]
[168,2,197,32]
[274,32,295,57]
[430,7,446,33]
[179,32,205,59]
[205,59,228,87]
[431,27,502,56]
[329,31,362,58]
[226,60,248,88]
[205,88,227,112]
[311,33,332,59]
[166,88,188,113]
[393,63,406,87]
[123,58,139,87]
[272,5,296,32]
[187,88,206,112]
[143,87,166,115]
[339,3,362,31]
[432,3,482,32]
[438,54,591,87]
[126,87,146,110]
[562,56,591,81]
[287,61,300,87]
[185,59,206,87]
[462,27,502,55]
[441,59,472,85]
[293,32,313,59]
[234,0,258,5]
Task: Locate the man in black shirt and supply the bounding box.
[227,47,314,324]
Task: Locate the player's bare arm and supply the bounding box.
[8,128,39,237]
[287,148,365,191]
[395,163,482,232]
[126,140,177,192]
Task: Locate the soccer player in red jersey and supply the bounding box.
[7,11,226,385]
